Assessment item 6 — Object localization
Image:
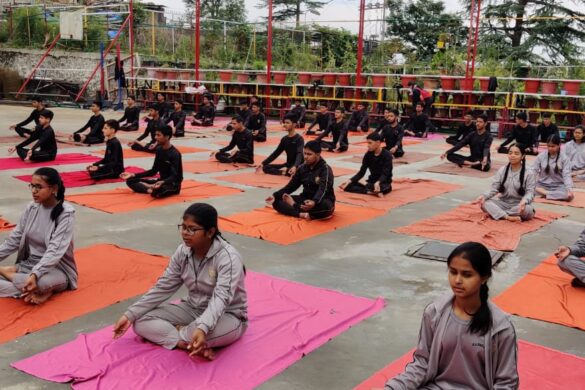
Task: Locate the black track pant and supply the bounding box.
[344,181,392,195]
[447,153,491,172]
[216,151,253,164]
[253,133,267,142]
[16,147,56,162]
[273,194,334,220]
[119,124,139,131]
[126,177,181,198]
[131,141,157,153]
[15,125,33,138]
[263,163,291,176]
[73,133,104,145]
[446,136,461,145]
[89,166,122,181]
[498,145,538,156]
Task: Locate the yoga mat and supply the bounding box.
[219,204,385,245]
[12,272,385,390]
[0,135,25,144]
[94,145,209,159]
[421,161,505,178]
[350,139,423,147]
[535,192,585,208]
[340,152,434,165]
[574,180,585,190]
[494,255,585,330]
[14,166,145,188]
[336,178,462,211]
[184,159,253,174]
[354,340,585,390]
[0,153,99,171]
[67,180,243,213]
[218,166,355,189]
[0,244,168,344]
[394,203,566,252]
[0,218,15,231]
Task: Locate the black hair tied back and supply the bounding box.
[33,167,66,224]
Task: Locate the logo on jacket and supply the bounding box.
[315,176,320,184]
[208,269,217,279]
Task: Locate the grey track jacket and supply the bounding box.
[569,229,585,258]
[125,236,248,334]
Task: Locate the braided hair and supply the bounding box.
[544,134,561,175]
[499,144,527,196]
[33,167,65,225]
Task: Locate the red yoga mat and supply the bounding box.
[219,204,386,245]
[0,153,99,171]
[354,340,585,390]
[67,180,243,213]
[14,166,145,188]
[394,203,566,251]
[0,244,169,344]
[494,254,585,330]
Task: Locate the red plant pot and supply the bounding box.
[310,73,323,82]
[563,80,581,95]
[552,100,564,110]
[401,75,416,88]
[440,76,457,90]
[371,74,386,87]
[337,74,351,86]
[166,70,179,80]
[316,89,326,97]
[298,73,311,84]
[525,98,536,108]
[236,73,250,82]
[479,78,490,91]
[355,74,368,87]
[459,78,474,91]
[483,95,495,106]
[256,74,268,84]
[439,94,448,103]
[273,72,287,84]
[539,99,550,109]
[154,69,166,79]
[529,112,540,123]
[452,94,464,105]
[541,81,558,94]
[524,79,540,93]
[344,89,354,99]
[219,71,233,82]
[469,94,479,105]
[323,73,336,85]
[568,100,576,110]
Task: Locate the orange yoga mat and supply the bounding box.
[0,244,168,344]
[218,166,355,189]
[336,178,462,211]
[95,146,209,159]
[394,203,566,251]
[67,180,242,213]
[219,204,385,245]
[183,159,253,174]
[341,152,435,165]
[351,139,423,147]
[535,192,585,208]
[494,255,585,330]
[421,161,504,178]
[0,218,15,232]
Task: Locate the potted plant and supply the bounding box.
[524,68,540,93]
[562,80,581,95]
[236,72,250,82]
[273,71,287,84]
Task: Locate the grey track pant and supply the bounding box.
[558,256,585,283]
[0,264,68,298]
[133,301,247,350]
[481,199,535,221]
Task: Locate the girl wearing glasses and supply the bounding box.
[113,203,248,360]
[0,167,77,304]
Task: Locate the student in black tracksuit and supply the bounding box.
[72,101,105,144]
[213,116,254,164]
[347,102,369,132]
[498,112,538,155]
[405,102,432,138]
[268,140,335,220]
[122,125,183,198]
[339,132,393,196]
[227,101,251,131]
[305,103,332,135]
[191,95,215,126]
[86,119,124,180]
[10,97,45,138]
[129,106,165,153]
[259,115,304,176]
[246,102,267,142]
[376,108,404,158]
[316,107,349,152]
[166,99,186,137]
[446,113,476,145]
[288,99,306,128]
[153,93,171,122]
[118,96,141,131]
[537,113,560,144]
[441,114,493,172]
[9,109,57,162]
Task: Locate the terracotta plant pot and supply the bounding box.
[165,70,178,81]
[297,73,311,84]
[256,74,268,83]
[524,79,540,93]
[479,78,490,91]
[323,73,336,85]
[541,81,558,94]
[552,100,564,110]
[401,75,416,88]
[236,73,250,82]
[440,76,457,90]
[219,71,233,82]
[459,78,474,91]
[371,74,387,87]
[344,89,354,99]
[562,80,581,95]
[273,72,287,84]
[525,98,536,108]
[539,99,550,109]
[337,74,351,86]
[355,74,368,86]
[154,69,166,79]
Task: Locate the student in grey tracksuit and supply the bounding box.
[478,144,536,222]
[0,168,77,303]
[556,228,585,288]
[113,204,248,358]
[386,242,519,389]
[564,126,585,180]
[531,135,574,201]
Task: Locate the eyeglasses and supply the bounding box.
[28,184,49,192]
[177,224,205,235]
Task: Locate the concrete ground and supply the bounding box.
[0,104,583,390]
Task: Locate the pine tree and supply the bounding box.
[258,0,328,28]
[183,0,247,23]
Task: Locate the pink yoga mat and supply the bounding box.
[12,272,384,390]
[14,166,145,188]
[0,153,99,171]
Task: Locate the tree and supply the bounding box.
[465,0,585,65]
[258,0,328,28]
[183,0,247,23]
[385,0,466,61]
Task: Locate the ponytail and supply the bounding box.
[32,167,66,226]
[554,152,560,175]
[469,283,493,336]
[498,164,510,194]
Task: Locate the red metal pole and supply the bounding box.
[356,0,366,99]
[195,0,201,80]
[470,0,482,80]
[16,33,61,98]
[266,0,273,110]
[129,0,134,84]
[75,16,130,102]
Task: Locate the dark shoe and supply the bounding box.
[571,278,585,288]
[336,147,348,152]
